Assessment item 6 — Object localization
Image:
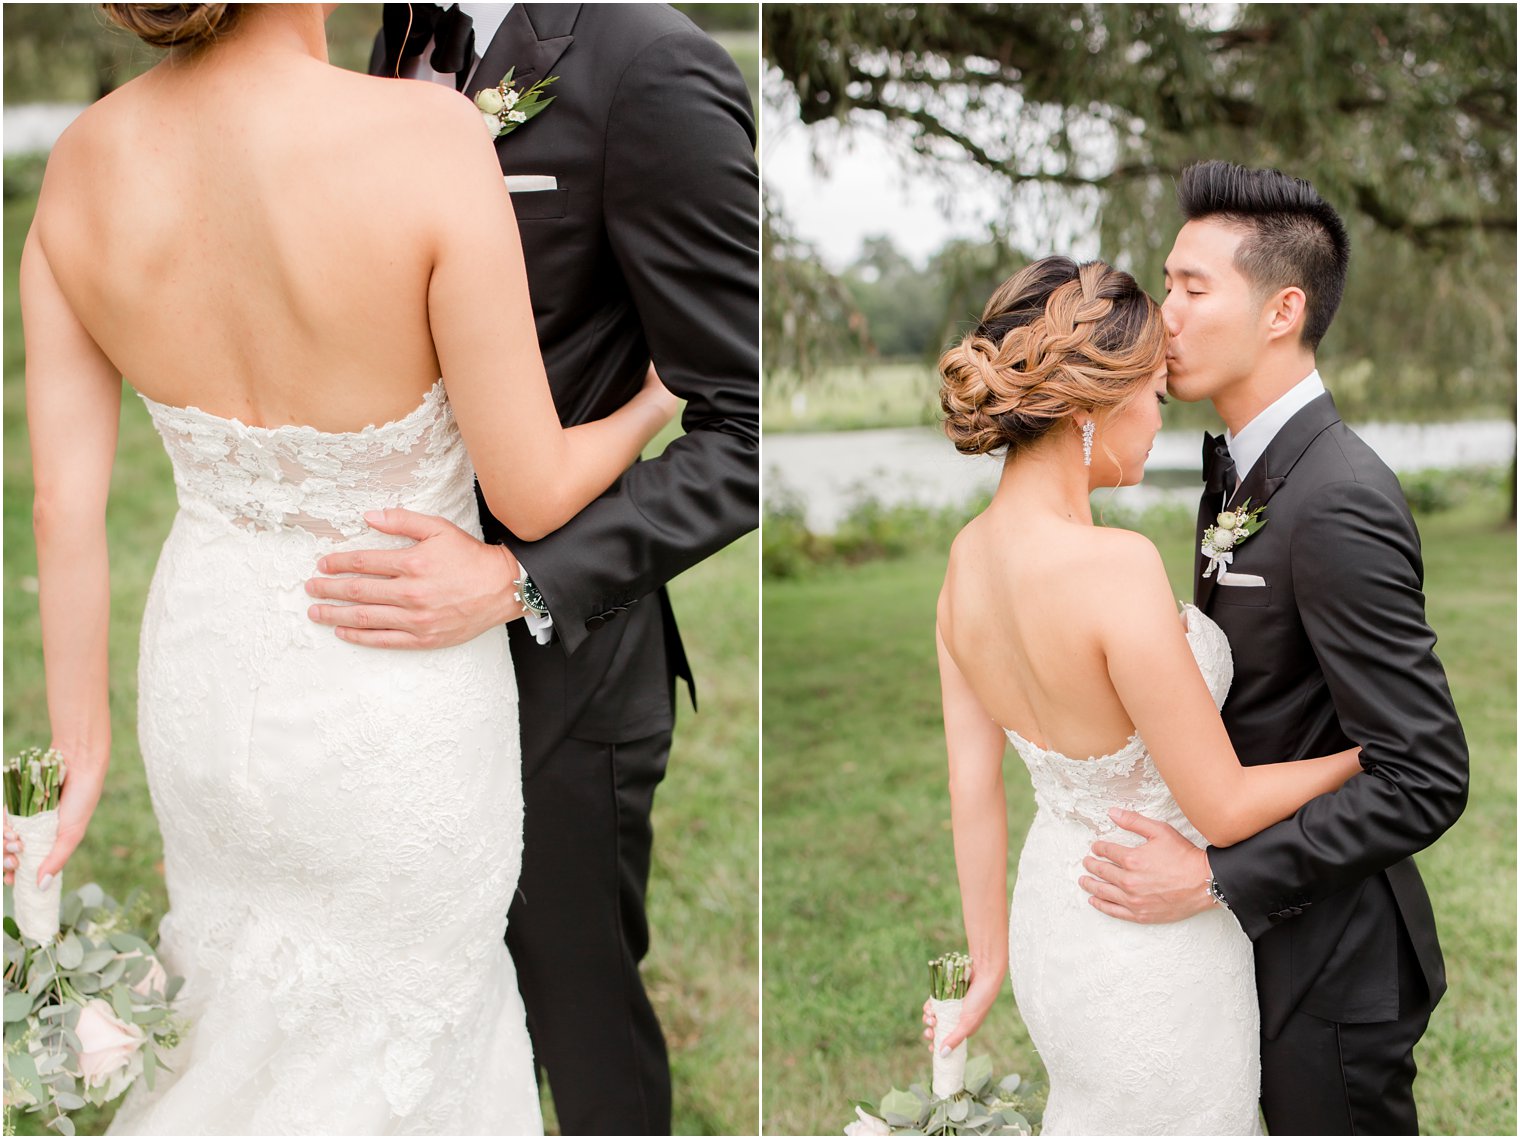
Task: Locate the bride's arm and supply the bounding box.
[936,620,1010,1049]
[1101,536,1362,849]
[18,225,121,884]
[423,100,677,543]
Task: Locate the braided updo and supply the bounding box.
[102,4,243,52]
[939,256,1166,457]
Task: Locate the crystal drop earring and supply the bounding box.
[1081,420,1094,467]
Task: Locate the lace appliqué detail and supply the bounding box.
[140,381,475,540]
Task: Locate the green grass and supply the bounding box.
[760,495,1516,1136]
[3,186,757,1134]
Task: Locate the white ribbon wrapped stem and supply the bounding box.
[1202,549,1233,578]
[12,810,61,943]
[931,997,967,1097]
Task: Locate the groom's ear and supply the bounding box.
[1262,285,1308,345]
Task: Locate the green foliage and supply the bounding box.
[763,491,988,578]
[851,1060,1036,1135]
[763,4,1517,423]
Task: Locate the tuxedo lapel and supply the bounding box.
[468,3,579,95]
[1199,393,1342,611]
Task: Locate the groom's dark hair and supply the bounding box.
[1177,161,1350,351]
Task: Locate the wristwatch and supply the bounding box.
[513,571,549,620]
[1206,875,1231,910]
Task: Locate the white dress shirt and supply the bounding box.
[1225,370,1326,486]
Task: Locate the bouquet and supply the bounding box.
[3,883,185,1135]
[6,747,66,942]
[844,952,1036,1136]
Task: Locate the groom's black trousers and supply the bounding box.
[506,730,672,1136]
[1260,921,1431,1135]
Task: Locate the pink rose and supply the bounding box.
[117,950,168,999]
[75,999,145,1097]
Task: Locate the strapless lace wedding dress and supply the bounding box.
[1005,605,1260,1136]
[106,382,542,1135]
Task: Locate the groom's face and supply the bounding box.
[1161,220,1264,405]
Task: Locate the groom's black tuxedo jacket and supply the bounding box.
[370,5,758,750]
[1196,393,1468,1039]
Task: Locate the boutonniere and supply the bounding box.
[1201,499,1267,578]
[474,67,558,140]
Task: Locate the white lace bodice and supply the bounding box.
[139,380,476,540]
[1004,603,1234,844]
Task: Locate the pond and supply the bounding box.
[764,419,1516,532]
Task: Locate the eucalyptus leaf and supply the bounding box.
[35,1051,65,1075]
[37,1003,66,1019]
[60,894,83,930]
[98,957,127,990]
[965,1054,993,1096]
[108,933,152,957]
[4,988,34,1022]
[948,1096,971,1123]
[60,1028,81,1052]
[5,1017,27,1045]
[52,1091,85,1111]
[4,914,20,940]
[166,976,184,1001]
[69,973,100,995]
[996,1074,1022,1096]
[880,1087,924,1124]
[110,984,134,1024]
[8,1045,45,1103]
[143,1046,158,1091]
[998,1110,1029,1132]
[133,1008,167,1026]
[76,884,104,910]
[124,958,150,987]
[28,962,56,994]
[927,1103,948,1133]
[53,1112,77,1136]
[80,948,117,975]
[55,933,83,970]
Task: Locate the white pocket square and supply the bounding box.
[504,175,558,193]
[1217,571,1267,587]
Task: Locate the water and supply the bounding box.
[765,420,1515,533]
[3,104,87,156]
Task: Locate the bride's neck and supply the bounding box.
[163,4,330,73]
[991,437,1094,524]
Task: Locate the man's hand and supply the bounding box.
[1078,808,1216,924]
[306,509,524,650]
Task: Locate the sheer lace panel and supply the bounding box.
[139,381,475,540]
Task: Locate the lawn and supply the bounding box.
[3,185,759,1132]
[761,495,1516,1136]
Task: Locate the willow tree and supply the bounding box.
[764,3,1516,434]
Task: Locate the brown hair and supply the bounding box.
[102,3,243,52]
[939,256,1167,457]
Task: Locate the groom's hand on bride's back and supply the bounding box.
[305,509,524,649]
[1079,808,1216,924]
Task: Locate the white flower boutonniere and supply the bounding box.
[474,66,558,140]
[1202,499,1267,578]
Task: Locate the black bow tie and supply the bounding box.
[1202,432,1238,495]
[381,3,476,80]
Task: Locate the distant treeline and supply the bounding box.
[2,4,755,104]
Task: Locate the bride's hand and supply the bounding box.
[920,959,1003,1052]
[33,762,106,888]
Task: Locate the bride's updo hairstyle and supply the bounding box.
[102,3,243,52]
[939,256,1166,457]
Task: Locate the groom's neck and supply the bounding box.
[1213,350,1318,436]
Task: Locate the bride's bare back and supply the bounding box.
[32,13,461,430]
[938,505,1160,760]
